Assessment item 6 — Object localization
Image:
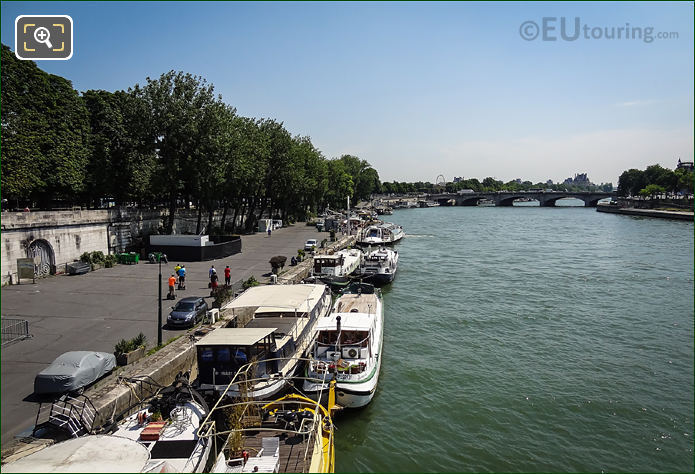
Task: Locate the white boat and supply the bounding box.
[311,248,362,289]
[196,284,332,400]
[357,246,398,286]
[357,222,404,246]
[4,378,211,473]
[303,282,384,408]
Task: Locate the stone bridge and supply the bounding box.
[429,191,615,207]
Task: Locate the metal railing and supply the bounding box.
[1,318,31,346]
[34,394,97,438]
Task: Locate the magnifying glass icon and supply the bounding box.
[33,27,53,49]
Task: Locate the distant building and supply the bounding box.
[676,158,694,172]
[514,178,522,184]
[563,173,593,187]
[453,176,463,183]
[546,179,553,186]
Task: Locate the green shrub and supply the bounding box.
[214,286,234,308]
[133,332,147,348]
[90,251,105,264]
[114,338,133,355]
[104,254,117,268]
[297,249,305,258]
[80,252,92,264]
[115,332,147,355]
[242,276,259,289]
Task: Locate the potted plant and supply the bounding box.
[115,333,147,366]
[297,249,305,262]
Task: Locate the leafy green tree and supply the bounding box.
[1,44,90,206]
[131,71,222,232]
[639,184,666,198]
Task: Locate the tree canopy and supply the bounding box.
[1,43,383,229]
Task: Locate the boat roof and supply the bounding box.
[195,328,276,346]
[1,435,150,472]
[334,294,379,314]
[246,317,299,334]
[222,284,326,312]
[316,312,374,331]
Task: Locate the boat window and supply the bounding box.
[200,347,214,362]
[317,330,339,345]
[340,331,369,346]
[216,347,231,362]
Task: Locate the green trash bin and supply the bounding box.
[130,252,139,264]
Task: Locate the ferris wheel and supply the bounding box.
[435,174,446,188]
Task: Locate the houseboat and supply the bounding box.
[196,284,332,400]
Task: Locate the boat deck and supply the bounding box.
[335,294,379,314]
[241,428,315,473]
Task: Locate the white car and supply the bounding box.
[304,239,318,251]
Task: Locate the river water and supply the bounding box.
[335,202,694,472]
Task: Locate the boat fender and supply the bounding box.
[137,411,147,425]
[242,450,249,463]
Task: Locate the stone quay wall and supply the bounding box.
[1,209,237,285]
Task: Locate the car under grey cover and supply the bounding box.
[34,351,116,394]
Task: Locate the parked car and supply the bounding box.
[34,351,117,395]
[167,297,208,328]
[304,239,318,251]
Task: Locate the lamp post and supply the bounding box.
[157,254,162,346]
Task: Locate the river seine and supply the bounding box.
[335,202,694,472]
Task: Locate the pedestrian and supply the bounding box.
[168,274,177,298]
[208,265,216,288]
[210,270,219,296]
[267,227,272,237]
[224,265,231,286]
[177,265,186,290]
[174,263,181,275]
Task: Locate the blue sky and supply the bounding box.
[2,1,693,184]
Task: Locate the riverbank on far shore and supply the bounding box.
[596,204,694,221]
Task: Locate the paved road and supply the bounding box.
[0,224,324,445]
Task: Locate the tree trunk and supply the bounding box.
[220,200,229,232]
[232,204,241,233]
[207,203,214,235]
[196,199,203,234]
[166,192,177,234]
[244,198,257,233]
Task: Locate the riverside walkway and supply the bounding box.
[0,224,324,446]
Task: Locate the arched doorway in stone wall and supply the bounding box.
[27,239,55,277]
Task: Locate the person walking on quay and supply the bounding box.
[224,265,231,287]
[208,265,216,287]
[210,269,219,296]
[267,227,272,237]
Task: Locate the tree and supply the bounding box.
[1,43,90,206]
[618,169,646,197]
[639,184,666,199]
[131,71,222,233]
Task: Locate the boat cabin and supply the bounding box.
[313,255,344,276]
[196,328,277,387]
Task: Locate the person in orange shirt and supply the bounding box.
[168,274,177,298]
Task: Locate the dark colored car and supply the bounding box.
[167,297,209,328]
[34,351,116,394]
